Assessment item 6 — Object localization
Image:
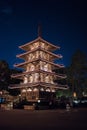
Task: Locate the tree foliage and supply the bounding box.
[0,60,10,90]
[0,60,22,95]
[67,50,87,97]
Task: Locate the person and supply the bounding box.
[66,103,70,111]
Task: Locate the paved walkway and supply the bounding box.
[0,108,87,130]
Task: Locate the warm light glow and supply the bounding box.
[40,88,44,91]
[30,64,35,71]
[34,73,39,82]
[40,61,43,70]
[27,88,32,92]
[45,76,49,83]
[36,51,39,58]
[41,42,45,49]
[0,91,2,95]
[22,89,26,93]
[40,73,43,82]
[44,64,48,71]
[46,88,50,92]
[33,88,38,91]
[73,92,77,97]
[30,45,34,50]
[34,42,39,48]
[40,51,43,58]
[38,99,40,103]
[51,89,55,92]
[24,76,28,83]
[29,75,33,83]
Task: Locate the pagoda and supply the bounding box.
[10,33,68,103]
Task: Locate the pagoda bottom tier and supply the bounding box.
[21,90,56,102]
[9,82,68,102]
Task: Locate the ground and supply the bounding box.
[0,108,87,130]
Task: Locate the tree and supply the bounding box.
[67,50,87,97]
[8,69,22,96]
[0,60,10,90]
[0,60,22,96]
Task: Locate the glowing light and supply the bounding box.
[33,88,38,91]
[44,64,48,71]
[0,91,2,95]
[22,89,26,93]
[45,76,49,83]
[29,75,33,83]
[30,64,35,71]
[34,73,39,82]
[73,92,77,97]
[41,42,45,49]
[51,89,55,92]
[27,88,32,92]
[40,88,44,91]
[24,77,28,83]
[46,88,50,92]
[38,99,40,103]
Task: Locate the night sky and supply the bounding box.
[0,0,87,68]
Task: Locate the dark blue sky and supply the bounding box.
[0,0,87,68]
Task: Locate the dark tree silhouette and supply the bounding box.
[67,50,87,97]
[0,60,10,90]
[0,60,22,95]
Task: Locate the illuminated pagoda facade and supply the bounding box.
[10,35,68,102]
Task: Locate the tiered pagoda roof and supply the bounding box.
[9,36,68,93]
[19,37,60,51]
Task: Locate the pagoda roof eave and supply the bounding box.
[19,37,60,51]
[16,47,63,60]
[9,82,68,90]
[9,82,58,89]
[14,58,65,69]
[11,69,67,79]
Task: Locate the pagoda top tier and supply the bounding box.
[19,36,60,51]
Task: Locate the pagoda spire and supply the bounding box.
[38,23,42,37]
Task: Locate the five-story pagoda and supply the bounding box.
[10,33,68,103]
